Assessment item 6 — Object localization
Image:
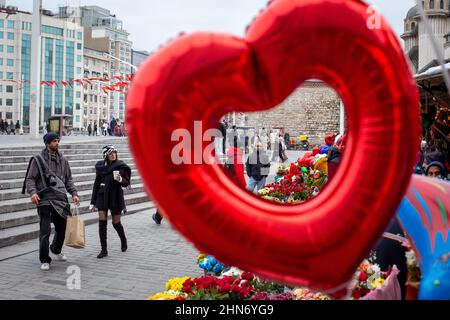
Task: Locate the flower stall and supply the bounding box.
[147,252,404,300]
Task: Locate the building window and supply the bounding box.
[77,55,82,62]
[7,32,14,40]
[76,103,81,110]
[6,72,13,80]
[6,86,13,93]
[77,43,82,50]
[6,99,13,106]
[0,45,3,52]
[7,59,14,67]
[42,25,63,36]
[0,59,3,66]
[7,20,14,29]
[0,19,3,28]
[77,32,82,40]
[0,85,2,92]
[7,46,14,53]
[0,32,4,39]
[430,0,435,9]
[76,91,81,98]
[441,0,444,9]
[411,22,416,30]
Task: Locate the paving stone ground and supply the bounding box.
[0,208,201,300]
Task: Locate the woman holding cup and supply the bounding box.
[90,145,131,258]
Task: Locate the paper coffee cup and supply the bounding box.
[113,170,120,179]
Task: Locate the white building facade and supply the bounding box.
[402,0,450,73]
[83,47,110,130]
[58,6,132,122]
[0,5,84,128]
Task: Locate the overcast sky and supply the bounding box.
[9,0,415,52]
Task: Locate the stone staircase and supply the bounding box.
[0,138,155,248]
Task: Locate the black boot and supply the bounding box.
[97,220,108,258]
[152,211,163,225]
[113,222,127,252]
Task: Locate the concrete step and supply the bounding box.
[0,147,131,157]
[0,192,152,230]
[0,157,135,172]
[0,151,133,163]
[0,169,140,190]
[0,200,155,248]
[0,162,137,180]
[0,176,143,201]
[0,140,129,151]
[0,184,147,215]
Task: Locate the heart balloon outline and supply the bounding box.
[126,0,421,292]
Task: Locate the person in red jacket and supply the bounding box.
[225,136,246,189]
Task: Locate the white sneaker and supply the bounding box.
[51,252,67,262]
[40,263,50,271]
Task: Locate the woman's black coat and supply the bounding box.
[90,159,131,213]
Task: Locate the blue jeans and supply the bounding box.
[247,177,267,193]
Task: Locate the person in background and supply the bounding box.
[87,123,92,136]
[15,120,20,135]
[246,143,271,192]
[425,161,447,180]
[93,123,98,136]
[225,136,246,189]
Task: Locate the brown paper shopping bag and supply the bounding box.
[64,206,85,249]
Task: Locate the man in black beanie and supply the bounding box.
[24,133,80,271]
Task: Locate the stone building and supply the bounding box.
[245,81,341,146]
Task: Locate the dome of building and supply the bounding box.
[406,5,418,20]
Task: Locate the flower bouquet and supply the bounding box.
[351,253,400,300]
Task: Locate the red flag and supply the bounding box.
[61,80,72,87]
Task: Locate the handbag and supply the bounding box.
[64,206,85,249]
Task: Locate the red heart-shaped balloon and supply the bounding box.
[126,0,420,292]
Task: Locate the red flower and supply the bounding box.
[358,272,368,282]
[241,272,254,281]
[219,283,232,294]
[231,285,241,294]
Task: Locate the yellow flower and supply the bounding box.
[197,254,207,264]
[166,277,190,291]
[371,278,385,289]
[147,292,179,300]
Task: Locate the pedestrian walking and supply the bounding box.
[246,143,271,192]
[0,119,4,134]
[23,133,80,271]
[102,122,108,136]
[87,123,92,136]
[90,145,131,258]
[93,123,98,136]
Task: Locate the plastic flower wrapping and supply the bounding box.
[198,255,226,275]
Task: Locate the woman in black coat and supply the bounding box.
[90,145,131,258]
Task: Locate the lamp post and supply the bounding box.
[29,0,42,139]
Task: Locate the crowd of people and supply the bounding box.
[0,119,21,135]
[85,118,127,137]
